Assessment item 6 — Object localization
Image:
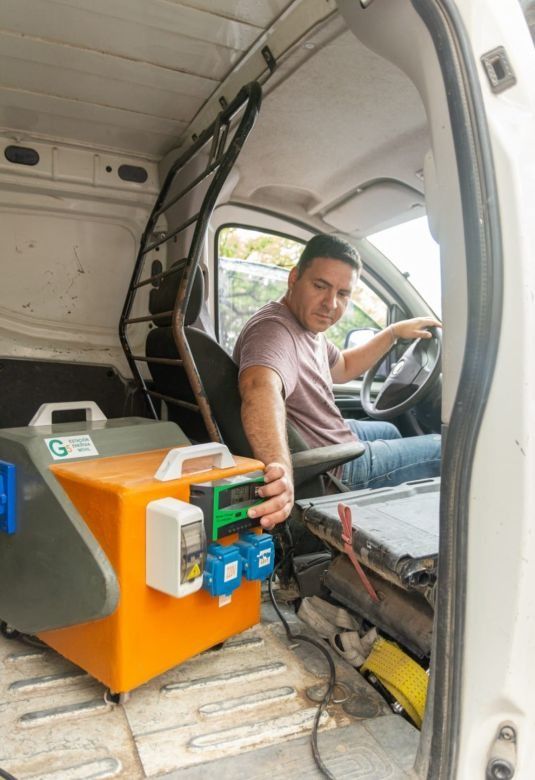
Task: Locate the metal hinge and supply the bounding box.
[486,723,517,780]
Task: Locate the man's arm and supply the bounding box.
[330,316,441,383]
[239,365,294,530]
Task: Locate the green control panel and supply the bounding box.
[189,471,265,541]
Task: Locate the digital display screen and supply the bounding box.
[218,482,257,509]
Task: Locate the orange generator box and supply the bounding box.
[39,442,270,694]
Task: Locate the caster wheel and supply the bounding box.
[105,689,130,705]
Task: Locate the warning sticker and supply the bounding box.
[45,435,98,461]
[187,563,201,581]
[224,561,238,582]
[259,553,271,568]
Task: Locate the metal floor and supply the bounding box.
[0,603,419,779]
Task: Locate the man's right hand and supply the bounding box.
[247,462,294,531]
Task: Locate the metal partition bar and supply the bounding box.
[146,391,200,413]
[133,262,185,291]
[119,82,262,432]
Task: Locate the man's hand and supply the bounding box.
[247,462,294,531]
[333,315,442,383]
[391,316,441,341]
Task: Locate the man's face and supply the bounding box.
[285,256,357,333]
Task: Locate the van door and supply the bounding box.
[337,1,535,777]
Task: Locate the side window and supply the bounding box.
[217,226,388,354]
[217,227,303,354]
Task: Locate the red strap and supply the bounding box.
[337,502,380,603]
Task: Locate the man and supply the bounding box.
[233,234,441,531]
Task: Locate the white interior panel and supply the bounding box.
[323,181,425,234]
[0,212,137,329]
[233,28,428,224]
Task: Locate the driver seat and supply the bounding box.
[145,265,365,498]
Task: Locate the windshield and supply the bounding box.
[367,216,441,316]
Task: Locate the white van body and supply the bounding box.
[0,1,534,778]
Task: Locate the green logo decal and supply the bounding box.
[48,439,69,458]
[45,435,98,460]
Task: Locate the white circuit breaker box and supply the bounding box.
[146,497,206,598]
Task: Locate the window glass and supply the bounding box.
[367,216,441,316]
[217,226,388,353]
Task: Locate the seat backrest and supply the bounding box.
[187,326,311,456]
[185,327,254,456]
[148,259,204,329]
[145,263,210,442]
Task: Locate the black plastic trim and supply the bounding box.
[4,145,39,166]
[0,357,150,427]
[118,164,148,183]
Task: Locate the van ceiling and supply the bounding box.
[233,25,428,234]
[0,0,294,156]
[0,0,429,236]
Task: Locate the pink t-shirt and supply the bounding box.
[233,301,357,449]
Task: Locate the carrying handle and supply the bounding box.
[155,442,235,482]
[29,401,108,427]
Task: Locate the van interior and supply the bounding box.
[1,1,527,778]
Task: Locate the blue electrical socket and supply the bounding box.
[0,461,16,534]
[203,542,242,597]
[236,533,275,581]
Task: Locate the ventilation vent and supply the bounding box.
[118,164,148,183]
[4,146,39,166]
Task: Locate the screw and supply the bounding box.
[487,758,514,780]
[500,725,515,742]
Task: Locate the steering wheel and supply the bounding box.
[360,328,441,420]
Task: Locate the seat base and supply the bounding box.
[295,477,440,592]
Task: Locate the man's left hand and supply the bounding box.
[392,316,441,341]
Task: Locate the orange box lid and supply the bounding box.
[50,447,264,494]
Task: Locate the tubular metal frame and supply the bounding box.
[119,82,262,440]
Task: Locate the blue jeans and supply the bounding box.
[341,419,441,491]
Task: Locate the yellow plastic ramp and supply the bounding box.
[361,637,428,728]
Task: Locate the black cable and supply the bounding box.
[0,768,18,780]
[268,551,337,780]
[1,622,46,650]
[17,633,47,649]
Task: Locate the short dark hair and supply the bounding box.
[296,234,362,277]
